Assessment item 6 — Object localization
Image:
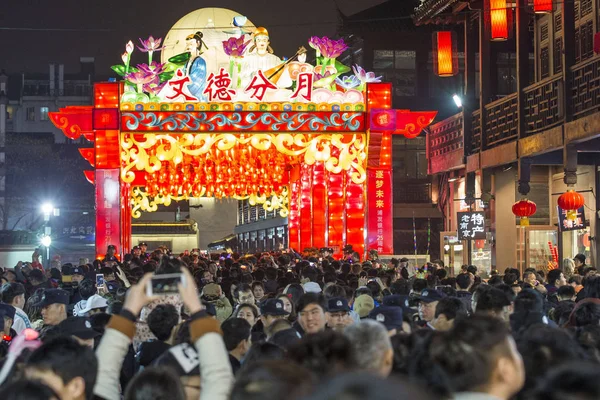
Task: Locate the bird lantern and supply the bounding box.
[485,0,512,41]
[533,0,553,13]
[432,31,458,77]
[512,199,536,226]
[557,189,585,221]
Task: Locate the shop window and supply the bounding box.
[26,107,35,121]
[40,107,49,121]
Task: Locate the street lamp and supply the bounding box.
[41,235,52,247]
[452,94,463,108]
[41,203,54,221]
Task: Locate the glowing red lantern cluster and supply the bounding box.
[432,31,458,77]
[557,190,585,221]
[533,0,552,13]
[144,144,297,199]
[512,199,536,226]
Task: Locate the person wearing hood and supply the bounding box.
[202,283,232,323]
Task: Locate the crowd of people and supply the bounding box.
[0,243,598,400]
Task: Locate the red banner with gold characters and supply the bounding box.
[95,169,121,259]
[367,168,393,255]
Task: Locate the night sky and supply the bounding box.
[2,0,387,75]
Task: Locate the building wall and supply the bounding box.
[494,169,518,271]
[131,234,197,254]
[189,198,237,251]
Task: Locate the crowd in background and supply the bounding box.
[0,243,598,400]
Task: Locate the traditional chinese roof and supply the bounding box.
[337,0,423,34]
[413,0,471,26]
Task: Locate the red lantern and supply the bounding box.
[432,31,458,77]
[512,199,537,226]
[475,239,486,250]
[533,0,552,13]
[557,189,585,221]
[485,0,512,41]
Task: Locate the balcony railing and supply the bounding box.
[523,74,564,136]
[571,54,600,119]
[393,181,432,204]
[484,93,519,148]
[428,112,463,158]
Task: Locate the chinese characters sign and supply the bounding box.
[96,169,121,258]
[457,211,486,240]
[558,206,586,232]
[367,168,393,254]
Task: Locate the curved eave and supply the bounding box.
[413,0,464,25]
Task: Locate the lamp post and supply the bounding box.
[40,203,59,269]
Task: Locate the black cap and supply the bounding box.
[72,267,84,276]
[107,245,116,250]
[260,299,289,316]
[139,242,148,246]
[327,297,350,312]
[58,317,100,340]
[105,282,119,293]
[0,303,16,320]
[416,289,446,303]
[132,246,140,251]
[399,257,409,263]
[37,289,70,307]
[574,254,586,263]
[369,306,403,331]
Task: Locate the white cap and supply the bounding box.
[303,282,322,293]
[77,294,108,316]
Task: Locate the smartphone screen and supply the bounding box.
[148,273,183,296]
[95,274,105,287]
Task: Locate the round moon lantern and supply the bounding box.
[557,190,585,221]
[512,199,536,226]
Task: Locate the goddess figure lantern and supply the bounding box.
[557,190,585,221]
[485,0,512,41]
[432,31,458,77]
[512,199,536,226]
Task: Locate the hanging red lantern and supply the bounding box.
[512,199,537,226]
[557,189,585,221]
[485,0,512,41]
[475,239,486,250]
[432,31,458,77]
[533,0,553,13]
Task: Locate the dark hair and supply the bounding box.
[324,284,347,300]
[528,361,600,400]
[222,318,251,351]
[549,300,575,326]
[78,279,97,300]
[517,324,587,394]
[230,360,314,400]
[235,303,259,319]
[571,301,600,327]
[124,366,185,400]
[89,312,111,336]
[412,279,427,293]
[157,256,183,275]
[0,379,59,400]
[242,342,285,371]
[296,293,326,313]
[147,304,179,341]
[557,285,575,299]
[287,330,354,376]
[390,280,411,295]
[434,297,468,320]
[251,281,265,292]
[26,337,98,400]
[503,273,518,286]
[0,282,25,304]
[475,286,511,313]
[101,267,114,277]
[423,315,514,394]
[304,373,434,400]
[547,269,563,287]
[455,273,471,290]
[466,265,477,275]
[513,289,544,314]
[284,283,304,305]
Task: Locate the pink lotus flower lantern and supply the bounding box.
[137,36,165,64]
[308,36,348,60]
[222,36,252,57]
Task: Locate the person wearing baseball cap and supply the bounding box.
[0,303,16,341]
[37,289,69,326]
[415,289,446,329]
[368,306,404,336]
[76,294,109,317]
[102,244,118,263]
[260,298,290,329]
[58,317,100,348]
[326,297,352,331]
